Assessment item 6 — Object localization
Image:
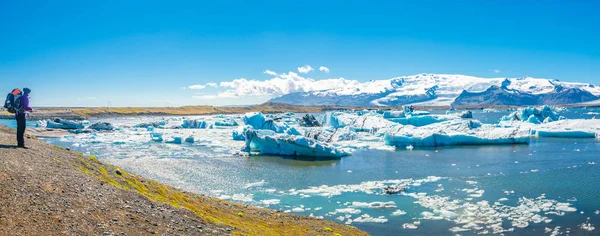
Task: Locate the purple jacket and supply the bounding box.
[17,94,33,114]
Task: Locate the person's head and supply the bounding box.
[23,88,31,94]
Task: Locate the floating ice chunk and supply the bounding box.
[304,126,358,143]
[501,106,560,123]
[88,122,115,131]
[184,136,194,143]
[580,218,595,231]
[244,129,349,158]
[325,112,395,131]
[353,214,388,223]
[244,180,267,189]
[232,194,253,202]
[406,145,414,150]
[391,210,406,216]
[45,118,85,130]
[351,201,396,209]
[150,132,163,142]
[165,136,182,144]
[214,117,239,126]
[291,207,305,213]
[402,222,419,229]
[181,119,213,129]
[527,119,600,138]
[243,112,301,135]
[334,208,361,215]
[498,198,509,202]
[294,176,444,198]
[384,119,529,147]
[260,199,280,205]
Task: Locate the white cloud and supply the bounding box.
[189,84,206,89]
[264,70,277,76]
[297,65,314,74]
[319,66,330,73]
[493,69,501,73]
[215,72,360,98]
[189,82,218,89]
[193,93,237,100]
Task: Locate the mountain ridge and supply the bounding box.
[269,74,600,107]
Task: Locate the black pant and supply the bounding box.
[16,113,26,147]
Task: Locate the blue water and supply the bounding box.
[2,108,599,235]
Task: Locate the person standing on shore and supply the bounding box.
[15,88,33,148]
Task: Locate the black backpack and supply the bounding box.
[3,89,22,114]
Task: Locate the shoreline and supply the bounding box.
[2,102,598,121]
[0,124,367,235]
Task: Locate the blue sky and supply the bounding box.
[1,0,599,107]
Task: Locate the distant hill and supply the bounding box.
[270,74,600,107]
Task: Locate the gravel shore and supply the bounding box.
[0,125,367,236]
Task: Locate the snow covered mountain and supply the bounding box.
[269,74,600,107]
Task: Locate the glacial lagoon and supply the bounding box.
[2,107,599,235]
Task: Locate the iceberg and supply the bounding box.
[232,125,249,140]
[298,114,321,127]
[184,135,195,143]
[150,132,163,142]
[304,126,358,143]
[88,122,115,131]
[45,118,85,130]
[166,136,183,144]
[134,121,167,128]
[243,129,350,158]
[243,112,301,135]
[387,115,456,127]
[527,119,600,138]
[325,112,394,132]
[214,118,239,126]
[501,106,562,123]
[182,119,213,129]
[384,119,530,147]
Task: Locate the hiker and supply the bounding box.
[15,88,34,148]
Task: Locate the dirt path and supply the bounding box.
[0,125,367,236]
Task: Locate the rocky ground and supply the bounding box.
[0,125,367,236]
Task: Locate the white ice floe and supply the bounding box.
[292,176,444,197]
[407,192,577,234]
[580,218,595,231]
[391,210,407,216]
[291,207,305,213]
[244,180,267,189]
[231,193,253,202]
[383,119,530,147]
[351,201,397,209]
[260,199,281,205]
[353,214,388,223]
[402,221,420,229]
[333,208,361,215]
[526,119,600,138]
